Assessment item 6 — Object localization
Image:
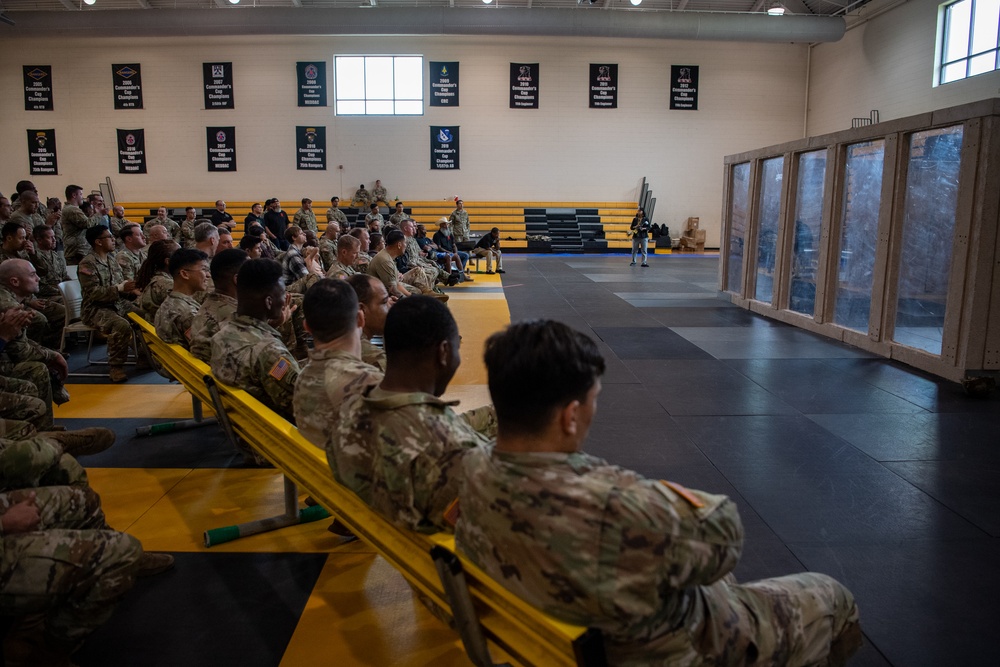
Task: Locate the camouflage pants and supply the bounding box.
[400,267,433,294]
[27,299,66,350]
[0,361,53,428]
[84,307,132,367]
[0,488,140,647]
[0,418,38,442]
[0,378,48,430]
[0,436,90,492]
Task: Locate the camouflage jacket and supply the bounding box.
[455,449,744,656]
[317,238,338,272]
[388,212,408,227]
[179,219,198,248]
[78,252,130,322]
[449,209,470,242]
[60,204,93,261]
[360,337,386,372]
[28,248,70,298]
[293,209,318,233]
[154,291,201,348]
[189,292,236,363]
[333,386,491,534]
[144,217,181,243]
[293,347,382,451]
[366,250,400,293]
[116,247,147,282]
[138,273,173,321]
[109,216,132,249]
[325,258,357,281]
[8,211,37,234]
[325,208,348,227]
[210,314,300,421]
[0,286,58,365]
[365,213,384,228]
[372,185,388,203]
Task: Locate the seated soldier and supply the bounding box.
[352,184,372,208]
[1,221,31,263]
[60,185,92,265]
[217,227,234,252]
[210,259,300,421]
[154,248,209,349]
[189,249,247,363]
[178,207,199,248]
[135,239,179,322]
[294,279,382,451]
[293,198,318,234]
[367,229,423,300]
[332,296,492,533]
[143,206,181,243]
[0,309,55,431]
[325,235,362,280]
[317,221,340,270]
[388,201,407,227]
[347,228,371,271]
[456,321,862,667]
[364,203,384,230]
[78,226,140,383]
[371,179,389,206]
[193,222,220,260]
[115,223,147,283]
[1,242,65,350]
[346,274,390,372]
[326,196,349,230]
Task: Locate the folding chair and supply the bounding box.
[57,280,136,374]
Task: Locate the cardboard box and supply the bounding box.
[685,217,700,231]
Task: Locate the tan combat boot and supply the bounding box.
[43,427,116,457]
[109,366,127,383]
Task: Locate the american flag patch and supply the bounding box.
[269,358,291,381]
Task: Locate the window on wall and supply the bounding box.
[939,0,1000,84]
[334,56,423,115]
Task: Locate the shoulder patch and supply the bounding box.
[269,357,292,381]
[660,480,705,508]
[442,498,460,527]
[78,265,94,276]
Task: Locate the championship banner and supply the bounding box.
[297,62,327,107]
[27,130,58,176]
[670,65,699,111]
[296,126,326,170]
[203,62,235,109]
[112,64,143,110]
[510,63,539,109]
[589,64,618,109]
[23,66,54,111]
[430,126,459,170]
[429,62,459,107]
[206,126,237,172]
[117,129,147,174]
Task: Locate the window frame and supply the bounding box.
[937,0,1000,85]
[333,55,424,117]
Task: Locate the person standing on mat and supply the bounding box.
[630,208,651,267]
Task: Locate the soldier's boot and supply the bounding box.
[429,291,449,303]
[136,551,175,577]
[826,619,863,667]
[52,381,70,406]
[4,614,80,667]
[45,427,117,458]
[108,366,127,383]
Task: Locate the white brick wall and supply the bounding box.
[808,0,1000,136]
[1,33,808,244]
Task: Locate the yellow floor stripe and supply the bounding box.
[57,384,205,420]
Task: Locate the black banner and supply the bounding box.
[23,66,53,111]
[112,64,143,110]
[203,62,234,109]
[430,126,459,170]
[206,127,237,172]
[429,61,459,107]
[589,64,618,109]
[27,130,58,176]
[510,63,539,109]
[296,62,327,107]
[117,129,147,174]
[296,126,326,170]
[670,65,699,111]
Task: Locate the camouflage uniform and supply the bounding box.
[0,434,89,491]
[405,236,445,285]
[78,252,136,367]
[60,204,93,263]
[368,249,431,295]
[179,219,198,248]
[0,376,47,429]
[109,215,133,250]
[360,337,386,372]
[372,184,389,205]
[7,211,36,234]
[353,187,372,208]
[143,217,181,243]
[0,292,59,428]
[189,292,237,363]
[116,247,147,283]
[318,238,338,271]
[0,283,61,352]
[210,314,300,421]
[456,450,859,666]
[0,486,142,649]
[449,208,470,242]
[138,272,173,321]
[29,247,71,299]
[326,207,349,228]
[153,292,201,349]
[293,348,382,450]
[333,386,492,533]
[325,258,358,281]
[365,212,384,229]
[293,208,318,234]
[388,212,408,227]
[0,247,28,264]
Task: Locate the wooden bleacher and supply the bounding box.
[116,200,672,254]
[128,313,608,667]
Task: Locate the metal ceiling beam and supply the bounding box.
[2,8,847,43]
[57,0,75,10]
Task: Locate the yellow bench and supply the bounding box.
[128,312,608,667]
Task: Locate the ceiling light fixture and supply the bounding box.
[766,2,786,15]
[483,0,494,4]
[630,0,642,5]
[229,0,240,4]
[84,0,96,5]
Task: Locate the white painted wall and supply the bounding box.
[1,33,809,244]
[807,0,1000,137]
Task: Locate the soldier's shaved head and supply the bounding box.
[303,279,359,343]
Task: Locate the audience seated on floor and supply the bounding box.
[456,320,862,667]
[153,248,210,349]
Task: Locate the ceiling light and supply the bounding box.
[483,0,493,4]
[766,2,786,15]
[84,0,96,5]
[630,0,642,5]
[229,0,240,4]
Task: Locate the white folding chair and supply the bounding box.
[65,264,78,281]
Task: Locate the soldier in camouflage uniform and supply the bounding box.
[109,205,133,250]
[178,207,200,248]
[402,219,448,286]
[332,297,494,534]
[317,222,340,271]
[210,259,300,421]
[8,190,44,234]
[371,180,389,206]
[293,198,319,234]
[189,249,246,363]
[135,239,179,321]
[346,274,390,372]
[449,199,470,243]
[115,223,147,282]
[0,309,49,429]
[1,221,31,263]
[29,225,70,301]
[143,207,181,244]
[60,185,93,264]
[0,260,69,424]
[456,321,861,667]
[388,202,408,227]
[325,235,362,280]
[78,226,139,383]
[294,279,383,451]
[364,203,384,231]
[326,196,349,229]
[154,249,209,349]
[352,185,372,208]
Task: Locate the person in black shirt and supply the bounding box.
[210,200,235,230]
[629,208,651,267]
[263,199,290,250]
[474,226,504,274]
[244,202,264,235]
